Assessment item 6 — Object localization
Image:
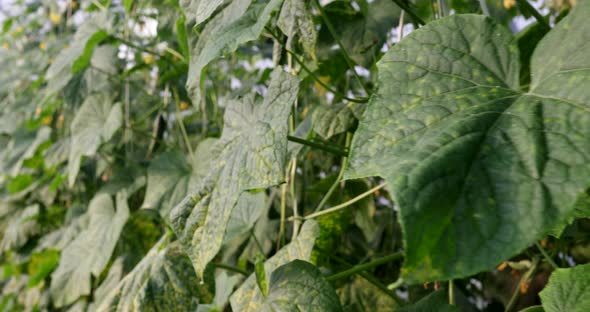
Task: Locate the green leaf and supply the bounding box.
[27,249,60,287]
[255,257,268,297]
[317,0,400,67]
[169,69,299,278]
[259,260,343,312]
[398,290,459,312]
[186,0,284,108]
[312,103,359,139]
[345,3,590,283]
[539,263,590,312]
[336,276,399,311]
[181,0,226,26]
[123,0,134,13]
[142,139,218,216]
[176,15,190,60]
[0,204,40,252]
[45,13,109,93]
[67,94,122,187]
[230,220,320,311]
[50,192,129,307]
[96,237,205,311]
[519,306,544,312]
[277,0,317,59]
[71,29,109,75]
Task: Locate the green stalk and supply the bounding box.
[314,132,352,212]
[535,241,559,270]
[516,0,551,31]
[313,0,370,96]
[303,183,387,220]
[391,0,426,25]
[173,86,194,160]
[214,263,249,276]
[326,252,404,282]
[505,257,539,312]
[287,135,348,157]
[286,49,368,103]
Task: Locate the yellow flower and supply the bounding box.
[179,101,190,110]
[49,12,61,25]
[1,43,9,49]
[142,54,155,64]
[39,42,47,50]
[42,116,53,125]
[503,0,516,9]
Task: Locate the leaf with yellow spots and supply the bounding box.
[169,69,299,278]
[346,3,590,283]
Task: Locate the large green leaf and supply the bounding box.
[539,263,590,312]
[259,260,342,312]
[186,0,283,107]
[67,94,123,187]
[97,237,205,312]
[169,69,299,278]
[50,192,129,307]
[0,204,40,252]
[181,0,226,26]
[230,220,320,311]
[345,3,590,283]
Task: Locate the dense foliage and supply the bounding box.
[0,0,588,311]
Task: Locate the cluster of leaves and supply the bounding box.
[0,0,588,311]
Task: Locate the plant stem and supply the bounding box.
[303,183,387,220]
[516,0,550,31]
[479,0,490,16]
[505,256,539,312]
[172,86,194,159]
[278,182,288,249]
[286,49,368,103]
[314,132,352,212]
[313,0,370,96]
[290,159,300,240]
[535,241,559,270]
[391,0,426,25]
[449,280,455,305]
[287,135,348,157]
[214,263,249,276]
[326,252,403,282]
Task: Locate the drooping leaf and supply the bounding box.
[1,126,51,177]
[345,3,590,283]
[181,0,226,26]
[96,237,207,312]
[312,103,357,139]
[45,13,109,93]
[169,69,299,278]
[186,0,283,108]
[50,192,129,307]
[539,263,590,312]
[27,249,60,287]
[230,220,320,311]
[71,30,109,75]
[142,139,218,216]
[259,260,342,312]
[277,0,317,59]
[398,290,460,312]
[67,94,123,187]
[316,0,400,67]
[0,204,40,252]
